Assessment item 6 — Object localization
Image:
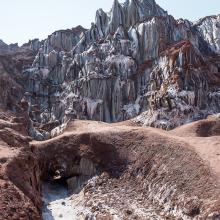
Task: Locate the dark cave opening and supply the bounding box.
[51,178,68,190]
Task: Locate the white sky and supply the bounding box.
[0,0,219,45]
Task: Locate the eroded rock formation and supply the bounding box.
[1,118,220,219]
[0,1,220,219]
[5,0,217,139]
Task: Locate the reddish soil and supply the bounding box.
[0,111,41,220]
[170,116,220,182]
[0,116,220,219]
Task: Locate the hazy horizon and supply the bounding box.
[1,0,220,45]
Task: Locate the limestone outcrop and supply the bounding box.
[0,0,220,138]
[18,0,220,137]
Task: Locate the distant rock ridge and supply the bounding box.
[0,39,19,54]
[0,0,220,139]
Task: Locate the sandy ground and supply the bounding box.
[170,118,220,182]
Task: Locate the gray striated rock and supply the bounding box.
[29,39,42,52]
[1,0,220,138]
[195,15,220,54]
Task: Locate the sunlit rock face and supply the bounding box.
[134,40,220,129]
[196,15,220,54]
[15,0,220,137]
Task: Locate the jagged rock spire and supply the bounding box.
[94,0,167,38]
[14,0,220,138]
[95,9,108,37]
[108,0,125,33]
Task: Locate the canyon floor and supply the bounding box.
[1,113,220,219]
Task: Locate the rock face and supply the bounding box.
[134,40,220,128]
[0,0,220,137]
[12,0,219,138]
[196,15,220,53]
